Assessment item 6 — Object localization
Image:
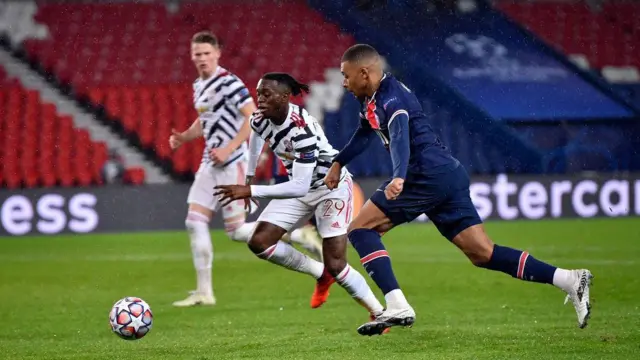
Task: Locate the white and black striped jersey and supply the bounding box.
[250,104,348,190]
[193,66,253,168]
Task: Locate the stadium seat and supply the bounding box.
[0,66,138,188]
[22,1,356,178]
[497,1,639,69]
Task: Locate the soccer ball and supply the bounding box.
[109,297,153,340]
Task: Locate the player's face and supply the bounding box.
[256,79,288,119]
[340,61,369,98]
[191,42,220,77]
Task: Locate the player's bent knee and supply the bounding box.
[185,211,210,230]
[452,225,495,266]
[247,234,266,255]
[325,260,347,278]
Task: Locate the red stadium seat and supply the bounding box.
[497,1,639,69]
[0,68,143,188]
[19,1,356,178]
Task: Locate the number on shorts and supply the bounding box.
[322,199,345,218]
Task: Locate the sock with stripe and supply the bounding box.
[481,244,561,286]
[257,241,324,279]
[348,229,409,309]
[335,264,384,316]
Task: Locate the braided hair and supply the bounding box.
[261,72,310,96]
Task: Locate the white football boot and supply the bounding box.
[563,269,593,328]
[357,306,416,336]
[298,225,324,262]
[172,291,216,307]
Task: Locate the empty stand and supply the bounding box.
[22,1,355,178]
[0,66,144,188]
[497,1,638,69]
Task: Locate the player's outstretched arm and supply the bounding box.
[332,125,376,167]
[169,118,203,149]
[249,161,314,199]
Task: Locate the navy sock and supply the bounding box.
[481,244,556,284]
[348,228,400,295]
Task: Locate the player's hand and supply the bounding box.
[384,178,404,200]
[214,184,252,207]
[210,146,233,164]
[323,162,342,190]
[243,176,259,212]
[169,129,187,150]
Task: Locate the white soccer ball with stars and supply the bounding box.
[109,297,153,340]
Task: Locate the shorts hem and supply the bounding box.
[369,195,407,226]
[443,217,484,241]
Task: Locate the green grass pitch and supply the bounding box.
[1,218,639,359]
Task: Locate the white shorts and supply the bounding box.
[187,161,247,219]
[257,174,354,238]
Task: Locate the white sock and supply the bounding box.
[384,289,410,310]
[335,265,384,316]
[552,268,574,292]
[258,241,324,279]
[185,212,213,297]
[227,221,256,243]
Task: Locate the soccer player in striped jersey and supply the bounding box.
[168,31,258,307]
[214,73,386,327]
[269,148,324,261]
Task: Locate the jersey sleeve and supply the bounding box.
[225,76,254,110]
[291,127,318,167]
[382,95,409,128]
[382,93,411,179]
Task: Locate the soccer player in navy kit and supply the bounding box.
[324,44,594,336]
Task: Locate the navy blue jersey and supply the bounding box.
[358,74,457,175]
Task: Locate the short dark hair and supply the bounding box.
[341,44,379,63]
[261,72,310,96]
[191,31,219,47]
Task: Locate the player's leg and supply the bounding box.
[174,172,217,307]
[347,199,417,335]
[271,174,323,259]
[248,199,325,279]
[448,223,592,328]
[320,234,384,316]
[430,165,593,328]
[219,161,258,242]
[308,177,383,315]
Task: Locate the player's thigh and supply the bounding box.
[426,189,482,249]
[248,221,289,254]
[258,198,313,236]
[187,171,217,218]
[348,200,395,235]
[350,180,421,234]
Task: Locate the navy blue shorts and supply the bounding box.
[370,162,482,241]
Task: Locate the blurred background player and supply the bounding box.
[328,44,593,335]
[215,73,385,326]
[168,31,258,307]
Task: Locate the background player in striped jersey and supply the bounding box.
[214,73,386,328]
[167,31,259,307]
